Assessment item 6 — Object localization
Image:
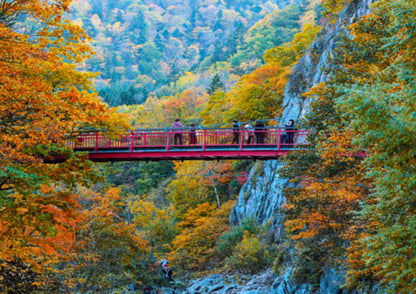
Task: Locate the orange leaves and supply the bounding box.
[0,0,131,277]
[283,163,366,251]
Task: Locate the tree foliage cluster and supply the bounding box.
[70,0,307,105]
[0,0,138,292]
[281,0,416,292]
[201,22,321,124]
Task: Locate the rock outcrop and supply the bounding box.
[230,161,288,226]
[229,0,375,293]
[232,0,375,226]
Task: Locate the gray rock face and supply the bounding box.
[228,0,375,293]
[270,268,313,294]
[282,0,375,124]
[230,161,288,227]
[232,0,375,228]
[318,268,347,294]
[184,271,275,294]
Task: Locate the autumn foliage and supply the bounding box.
[0,0,128,283]
[200,24,320,124]
[283,0,416,292]
[168,201,234,272]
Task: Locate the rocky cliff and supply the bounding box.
[231,0,374,230]
[228,0,375,293]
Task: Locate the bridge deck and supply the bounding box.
[64,128,309,162]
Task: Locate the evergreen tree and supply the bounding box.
[154,33,165,50]
[207,74,224,95]
[172,28,183,38]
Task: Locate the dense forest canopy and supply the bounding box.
[70,0,309,105]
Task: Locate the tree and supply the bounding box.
[64,188,151,292]
[0,0,128,276]
[284,0,416,291]
[201,24,320,124]
[131,200,178,254]
[168,201,235,272]
[206,73,224,95]
[334,1,416,290]
[166,161,234,214]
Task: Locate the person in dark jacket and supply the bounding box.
[254,121,265,144]
[284,119,296,144]
[232,120,240,144]
[189,123,197,144]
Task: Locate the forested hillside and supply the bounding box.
[70,0,308,105]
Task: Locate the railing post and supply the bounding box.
[277,129,281,151]
[94,132,98,153]
[239,129,243,151]
[143,132,147,146]
[166,131,170,151]
[130,131,134,152]
[203,129,207,151]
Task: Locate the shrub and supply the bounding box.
[216,217,260,258]
[224,231,271,274]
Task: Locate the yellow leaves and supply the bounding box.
[166,161,234,214]
[127,89,207,128]
[321,0,354,19]
[168,201,234,271]
[16,207,29,215]
[223,230,271,274]
[179,202,216,228]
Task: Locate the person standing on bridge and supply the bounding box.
[172,119,183,145]
[244,122,254,144]
[255,121,266,144]
[284,119,296,145]
[189,123,197,144]
[232,120,240,144]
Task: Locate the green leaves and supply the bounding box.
[298,0,416,290]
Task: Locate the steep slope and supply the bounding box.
[229,0,375,292]
[230,0,372,224]
[232,0,374,225]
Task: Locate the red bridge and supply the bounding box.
[66,128,309,162]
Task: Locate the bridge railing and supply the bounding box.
[68,128,310,152]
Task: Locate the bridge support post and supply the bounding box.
[277,130,281,150]
[239,129,243,151]
[166,132,170,151]
[94,132,98,153]
[130,131,134,152]
[203,129,207,151]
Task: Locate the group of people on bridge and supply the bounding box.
[171,118,297,146]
